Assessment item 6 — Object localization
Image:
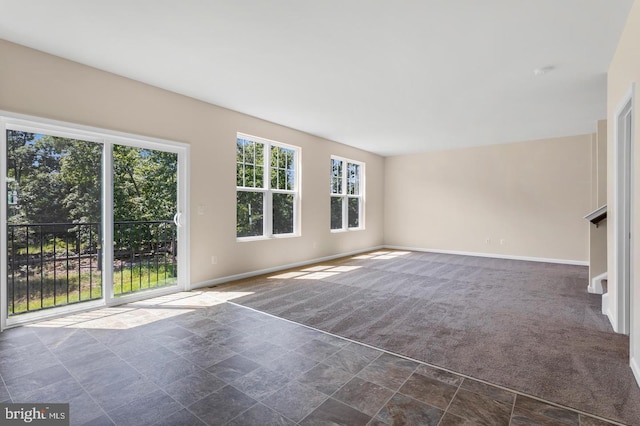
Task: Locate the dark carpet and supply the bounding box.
[212,250,640,425]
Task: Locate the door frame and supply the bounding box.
[0,111,190,330]
[103,133,190,306]
[613,84,635,336]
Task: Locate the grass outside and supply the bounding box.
[8,263,177,316]
[113,263,177,296]
[14,239,91,255]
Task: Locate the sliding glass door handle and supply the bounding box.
[173,212,183,227]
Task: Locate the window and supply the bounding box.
[236,134,299,239]
[330,156,364,231]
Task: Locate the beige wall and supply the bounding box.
[591,134,598,209]
[607,0,640,372]
[589,121,607,282]
[384,135,591,262]
[0,39,385,286]
[597,120,608,206]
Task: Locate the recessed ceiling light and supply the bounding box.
[533,66,555,76]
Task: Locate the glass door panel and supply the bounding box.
[112,145,178,296]
[5,129,103,316]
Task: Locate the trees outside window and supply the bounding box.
[236,134,299,239]
[330,156,364,231]
[4,128,182,315]
[6,131,177,226]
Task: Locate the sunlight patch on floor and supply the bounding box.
[301,265,335,272]
[353,250,411,260]
[328,265,362,272]
[296,271,340,280]
[267,264,362,281]
[268,271,309,279]
[201,290,256,301]
[26,291,232,330]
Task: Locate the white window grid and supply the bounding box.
[330,155,365,231]
[237,133,300,239]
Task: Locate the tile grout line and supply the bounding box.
[223,299,627,426]
[436,380,463,425]
[215,316,333,426]
[317,350,389,424]
[156,320,259,426]
[219,398,300,426]
[367,386,397,425]
[0,362,13,403]
[113,314,252,426]
[292,345,376,424]
[6,288,626,426]
[31,330,122,426]
[223,362,325,425]
[67,325,214,425]
[508,392,517,426]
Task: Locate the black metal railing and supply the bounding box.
[6,220,177,316]
[113,220,178,297]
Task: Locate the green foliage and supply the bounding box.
[236,138,296,237]
[6,131,180,315]
[60,140,102,223]
[113,145,178,221]
[272,193,294,234]
[15,238,80,255]
[236,191,264,237]
[236,138,265,189]
[8,134,71,224]
[270,146,294,190]
[331,197,343,229]
[6,131,178,225]
[348,197,360,228]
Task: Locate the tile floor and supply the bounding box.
[0,292,623,425]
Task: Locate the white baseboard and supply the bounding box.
[631,356,640,388]
[602,292,617,330]
[191,244,588,291]
[190,245,384,290]
[384,245,588,266]
[588,272,608,294]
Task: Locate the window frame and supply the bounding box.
[330,155,365,232]
[236,133,300,240]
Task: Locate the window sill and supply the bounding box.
[330,227,365,233]
[237,233,301,242]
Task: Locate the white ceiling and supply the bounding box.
[0,0,633,156]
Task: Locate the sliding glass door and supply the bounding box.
[111,145,179,297]
[1,116,188,328]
